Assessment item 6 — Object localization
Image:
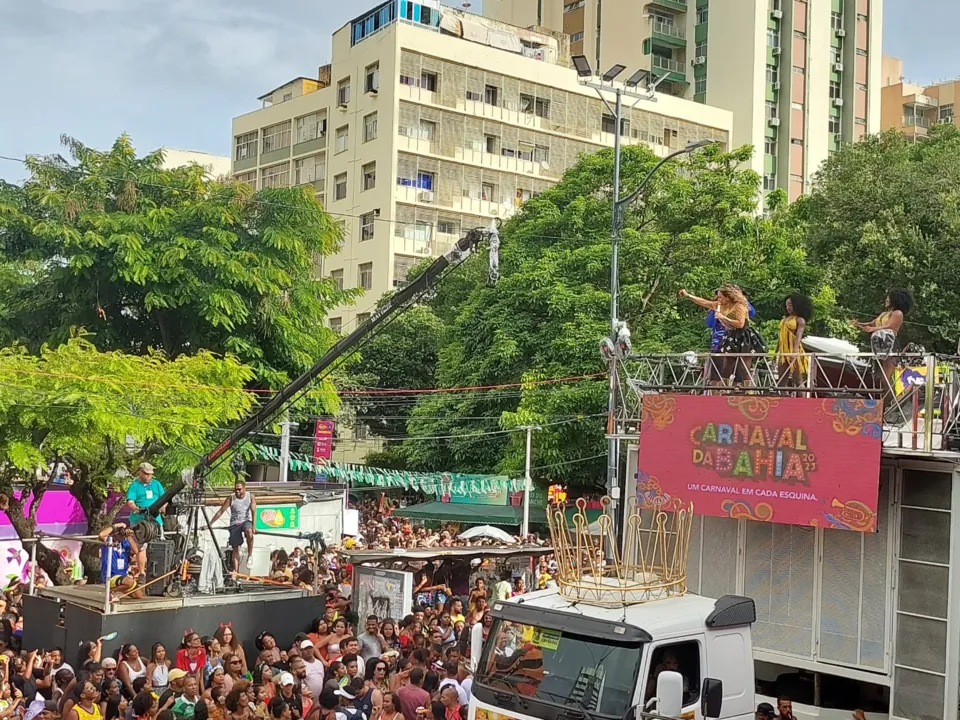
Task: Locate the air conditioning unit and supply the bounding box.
[416,246,432,255]
[833,98,844,107]
[834,62,844,72]
[771,9,783,19]
[419,190,435,202]
[773,81,781,90]
[692,56,706,66]
[769,117,781,127]
[772,47,782,55]
[836,28,846,37]
[338,102,348,110]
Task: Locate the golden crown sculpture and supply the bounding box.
[546,497,694,607]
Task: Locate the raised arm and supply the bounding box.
[678,289,718,310]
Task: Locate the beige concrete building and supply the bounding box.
[484,0,883,202]
[162,149,232,178]
[881,55,958,142]
[230,0,731,333]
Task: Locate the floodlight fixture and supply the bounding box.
[602,64,627,82]
[571,55,593,78]
[625,68,650,88]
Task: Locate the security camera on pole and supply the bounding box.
[572,53,718,546]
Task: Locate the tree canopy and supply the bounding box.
[387,144,825,485]
[797,125,960,352]
[0,335,254,583]
[0,135,356,389]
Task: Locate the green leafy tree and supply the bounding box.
[399,144,823,485]
[796,125,960,351]
[0,135,357,389]
[0,336,254,584]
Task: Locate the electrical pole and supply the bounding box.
[520,425,541,539]
[278,416,293,483]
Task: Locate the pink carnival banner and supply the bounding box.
[635,394,883,532]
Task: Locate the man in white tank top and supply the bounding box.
[211,480,257,572]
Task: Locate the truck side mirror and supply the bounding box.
[701,678,723,719]
[653,671,683,718]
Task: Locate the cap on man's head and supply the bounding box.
[138,462,155,474]
[334,688,356,701]
[279,672,295,687]
[756,703,776,719]
[168,669,188,682]
[300,640,314,649]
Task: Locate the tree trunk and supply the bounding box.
[68,469,122,580]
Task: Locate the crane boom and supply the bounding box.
[192,225,492,482]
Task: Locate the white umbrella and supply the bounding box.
[458,525,516,543]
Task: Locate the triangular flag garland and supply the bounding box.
[253,444,525,496]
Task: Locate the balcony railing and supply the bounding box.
[651,20,686,42]
[614,352,960,454]
[653,55,686,75]
[647,0,688,12]
[903,115,931,129]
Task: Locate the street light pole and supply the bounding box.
[520,424,541,540]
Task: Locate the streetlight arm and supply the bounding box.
[615,147,691,218]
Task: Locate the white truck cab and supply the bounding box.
[469,588,757,720]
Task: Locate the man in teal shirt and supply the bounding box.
[126,462,164,570]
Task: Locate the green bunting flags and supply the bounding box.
[252,444,524,496]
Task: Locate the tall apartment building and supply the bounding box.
[881,55,958,141]
[484,0,883,201]
[230,0,732,331]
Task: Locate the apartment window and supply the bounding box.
[437,219,460,235]
[330,269,344,291]
[763,175,777,191]
[519,93,535,113]
[283,92,293,102]
[234,131,258,161]
[337,77,351,106]
[856,48,867,56]
[940,104,954,121]
[793,65,804,74]
[695,41,707,58]
[329,317,342,333]
[564,0,584,10]
[766,65,778,84]
[335,125,349,153]
[856,82,867,92]
[517,142,535,162]
[764,139,777,155]
[294,154,325,185]
[363,112,378,143]
[419,120,437,141]
[831,11,842,30]
[856,13,868,21]
[696,7,708,23]
[466,89,482,101]
[484,84,499,106]
[234,170,257,188]
[485,134,500,154]
[417,171,435,191]
[358,262,373,291]
[791,138,803,146]
[535,97,550,119]
[767,29,779,47]
[334,172,347,200]
[421,71,438,92]
[393,255,419,287]
[766,101,778,119]
[262,122,291,153]
[296,113,327,143]
[534,145,550,164]
[790,174,803,184]
[365,62,380,93]
[829,81,841,99]
[362,161,377,190]
[570,31,584,43]
[481,182,498,202]
[793,29,807,38]
[516,188,533,206]
[360,210,379,241]
[695,78,707,95]
[356,314,371,327]
[791,101,803,111]
[831,47,842,66]
[602,114,617,134]
[260,163,289,189]
[828,116,841,134]
[855,117,867,125]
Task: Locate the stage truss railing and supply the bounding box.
[614,352,960,454]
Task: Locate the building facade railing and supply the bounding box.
[615,352,960,454]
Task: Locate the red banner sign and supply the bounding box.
[635,394,882,532]
[313,420,335,461]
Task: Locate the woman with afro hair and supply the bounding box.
[776,293,813,387]
[852,287,914,380]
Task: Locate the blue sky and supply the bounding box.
[0,0,955,183]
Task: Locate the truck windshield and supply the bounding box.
[476,618,642,718]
